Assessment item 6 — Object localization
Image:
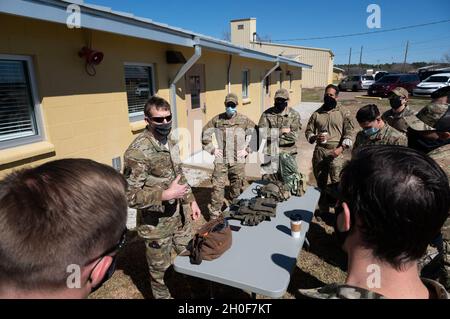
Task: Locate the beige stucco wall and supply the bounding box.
[0,14,304,177]
[250,42,333,89]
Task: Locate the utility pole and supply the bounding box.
[402,40,409,73]
[359,46,364,67]
[347,47,352,74]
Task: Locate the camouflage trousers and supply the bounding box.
[138,205,194,299]
[209,162,247,217]
[420,217,450,291]
[312,145,345,212]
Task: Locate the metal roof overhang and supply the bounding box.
[0,0,312,69]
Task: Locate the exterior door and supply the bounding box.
[185,64,206,155]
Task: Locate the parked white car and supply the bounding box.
[413,73,450,96]
[338,75,375,91]
[135,83,150,96]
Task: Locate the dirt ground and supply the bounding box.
[90,88,430,299]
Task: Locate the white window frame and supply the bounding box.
[124,62,156,122]
[0,54,44,150]
[242,69,250,99]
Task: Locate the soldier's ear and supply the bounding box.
[337,202,351,232]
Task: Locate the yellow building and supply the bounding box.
[230,18,334,88]
[0,0,311,177]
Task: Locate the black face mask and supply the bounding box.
[90,256,117,293]
[389,97,403,110]
[323,95,337,110]
[153,122,172,137]
[275,100,288,112]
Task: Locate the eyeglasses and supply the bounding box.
[149,115,172,123]
[85,228,127,266]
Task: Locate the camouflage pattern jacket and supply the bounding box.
[353,123,408,151]
[298,278,449,299]
[305,104,354,148]
[429,143,450,242]
[258,106,302,156]
[124,128,195,213]
[202,112,256,164]
[382,105,415,133]
[427,143,450,183]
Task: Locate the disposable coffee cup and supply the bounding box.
[290,214,302,239]
[319,131,328,144]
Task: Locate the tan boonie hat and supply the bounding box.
[274,88,290,100]
[388,87,409,99]
[405,103,449,131]
[224,93,238,105]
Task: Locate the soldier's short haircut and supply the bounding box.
[144,96,171,117]
[356,104,380,123]
[339,145,450,269]
[0,159,128,290]
[325,84,340,96]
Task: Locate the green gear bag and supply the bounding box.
[279,152,306,197]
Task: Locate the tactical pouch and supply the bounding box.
[255,181,291,202]
[181,216,232,265]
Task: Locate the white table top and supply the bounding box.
[174,182,320,298]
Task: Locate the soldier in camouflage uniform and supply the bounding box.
[305,84,354,215]
[202,93,256,218]
[353,104,407,152]
[299,145,450,299]
[123,96,201,299]
[382,87,415,133]
[257,88,304,189]
[405,86,450,291]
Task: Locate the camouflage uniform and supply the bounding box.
[383,87,415,133]
[123,128,195,299]
[258,106,302,179]
[202,112,256,217]
[381,105,415,133]
[353,123,408,152]
[428,143,450,290]
[298,279,449,299]
[405,99,450,290]
[305,104,354,212]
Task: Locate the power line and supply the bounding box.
[271,19,450,42]
[332,35,450,57]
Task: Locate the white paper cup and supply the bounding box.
[290,220,302,239]
[320,132,328,144]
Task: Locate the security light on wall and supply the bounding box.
[166,51,187,64]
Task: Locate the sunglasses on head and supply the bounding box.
[149,115,172,123]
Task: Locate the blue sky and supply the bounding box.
[87,0,450,65]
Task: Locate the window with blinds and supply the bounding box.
[124,65,154,120]
[0,59,37,143]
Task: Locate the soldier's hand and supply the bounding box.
[214,149,223,159]
[316,134,326,143]
[237,149,248,158]
[190,200,201,221]
[308,134,317,144]
[162,175,188,200]
[331,146,343,158]
[281,127,291,134]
